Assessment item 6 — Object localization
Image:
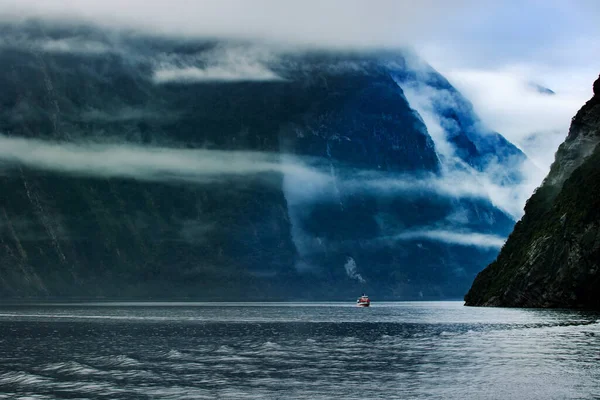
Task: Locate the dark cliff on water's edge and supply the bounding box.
[465,75,600,309]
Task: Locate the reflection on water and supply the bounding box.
[0,302,598,399]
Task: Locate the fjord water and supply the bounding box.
[0,302,598,399]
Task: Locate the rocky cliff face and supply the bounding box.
[465,75,600,308]
[0,22,523,300]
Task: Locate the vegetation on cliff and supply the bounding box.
[465,75,600,308]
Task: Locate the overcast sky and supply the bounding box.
[0,0,598,173]
[1,0,597,58]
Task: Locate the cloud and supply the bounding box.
[344,257,365,283]
[0,33,115,55]
[441,66,595,170]
[399,78,466,162]
[410,1,599,194]
[37,37,113,54]
[344,166,529,221]
[283,157,529,220]
[0,0,470,49]
[0,134,525,219]
[1,1,596,185]
[152,44,284,83]
[0,1,596,59]
[0,135,328,185]
[392,229,506,249]
[153,65,281,84]
[407,64,597,219]
[396,67,582,219]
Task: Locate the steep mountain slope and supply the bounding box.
[0,22,523,299]
[465,75,600,308]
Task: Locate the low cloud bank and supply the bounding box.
[393,229,506,249]
[0,35,115,54]
[0,134,538,221]
[153,65,282,84]
[342,166,530,220]
[399,75,541,219]
[37,37,113,54]
[153,44,284,84]
[0,0,467,49]
[0,135,326,184]
[443,67,593,170]
[0,135,514,253]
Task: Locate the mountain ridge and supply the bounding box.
[465,74,600,308]
[0,22,524,300]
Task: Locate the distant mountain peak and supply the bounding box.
[0,21,527,300]
[529,82,556,95]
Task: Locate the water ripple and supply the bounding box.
[0,302,598,399]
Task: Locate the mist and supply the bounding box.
[152,45,285,83]
[345,170,531,220]
[444,67,595,170]
[0,134,524,219]
[1,0,595,166]
[398,76,537,219]
[0,133,518,251]
[0,2,596,267]
[153,65,282,84]
[0,135,328,185]
[392,229,506,249]
[0,0,469,49]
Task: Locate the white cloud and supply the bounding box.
[396,64,598,220]
[0,134,527,219]
[152,44,284,83]
[344,257,365,283]
[0,135,327,185]
[0,35,115,55]
[153,65,281,84]
[440,66,596,171]
[0,0,596,60]
[0,0,469,49]
[1,1,596,182]
[400,79,465,162]
[0,0,596,226]
[347,169,529,220]
[38,37,113,54]
[393,229,506,249]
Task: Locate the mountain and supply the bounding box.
[529,82,556,96]
[0,21,525,300]
[465,74,600,308]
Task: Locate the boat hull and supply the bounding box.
[356,294,370,307]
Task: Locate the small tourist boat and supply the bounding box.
[356,294,370,307]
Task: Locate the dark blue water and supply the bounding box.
[0,302,598,399]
